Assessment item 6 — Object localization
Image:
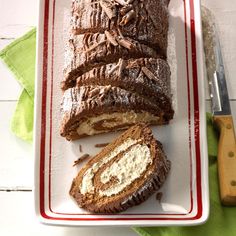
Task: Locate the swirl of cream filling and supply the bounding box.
[99,143,151,196]
[80,138,152,197]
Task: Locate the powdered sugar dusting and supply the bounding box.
[61,89,73,113]
[167,20,177,112]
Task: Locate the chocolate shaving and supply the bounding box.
[85,40,107,53]
[88,87,102,98]
[138,15,145,27]
[73,154,90,166]
[156,192,163,203]
[116,37,134,50]
[126,0,134,3]
[118,58,126,77]
[105,30,118,46]
[114,0,127,6]
[90,1,102,6]
[117,27,124,38]
[120,10,136,25]
[73,12,80,17]
[99,0,116,19]
[79,144,83,153]
[95,143,109,148]
[108,64,120,75]
[141,66,157,81]
[120,4,133,15]
[88,50,104,59]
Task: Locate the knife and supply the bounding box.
[202,7,236,205]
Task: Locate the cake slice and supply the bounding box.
[69,123,171,213]
[62,32,160,90]
[60,85,169,140]
[76,58,174,120]
[71,0,169,56]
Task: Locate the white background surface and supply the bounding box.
[0,0,235,235]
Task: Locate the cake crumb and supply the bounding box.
[117,58,126,77]
[73,154,90,166]
[95,143,109,148]
[156,192,163,203]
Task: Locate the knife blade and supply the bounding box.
[202,7,236,205]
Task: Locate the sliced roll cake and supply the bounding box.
[75,58,174,120]
[71,0,169,56]
[70,123,171,213]
[60,85,169,140]
[62,32,160,90]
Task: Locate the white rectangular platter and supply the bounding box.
[34,0,209,226]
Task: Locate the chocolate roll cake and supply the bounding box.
[60,0,174,140]
[62,32,160,90]
[60,85,169,140]
[75,58,174,120]
[70,124,171,213]
[71,0,169,56]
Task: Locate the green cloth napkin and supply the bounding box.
[1,29,236,235]
[0,28,36,142]
[134,114,236,236]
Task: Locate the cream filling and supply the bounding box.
[77,111,159,136]
[99,143,152,197]
[80,138,139,194]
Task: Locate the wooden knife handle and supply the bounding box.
[214,115,236,205]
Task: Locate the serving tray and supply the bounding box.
[34,0,209,226]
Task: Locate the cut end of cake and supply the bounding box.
[60,85,171,140]
[69,123,171,213]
